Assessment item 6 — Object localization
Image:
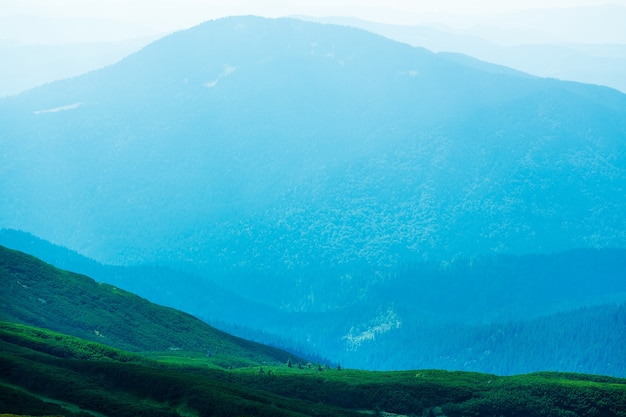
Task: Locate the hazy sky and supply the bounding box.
[3,0,626,30]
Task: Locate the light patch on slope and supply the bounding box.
[306,42,341,61]
[34,102,82,114]
[342,308,401,351]
[222,65,237,76]
[204,64,237,88]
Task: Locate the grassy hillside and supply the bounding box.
[0,228,287,339]
[0,245,299,368]
[2,321,626,417]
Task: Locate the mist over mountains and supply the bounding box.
[2,16,626,373]
[0,37,156,97]
[0,14,162,97]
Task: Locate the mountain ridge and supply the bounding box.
[294,12,626,93]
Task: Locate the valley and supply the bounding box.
[2,231,625,376]
[1,247,626,417]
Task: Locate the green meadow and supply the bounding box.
[2,321,626,417]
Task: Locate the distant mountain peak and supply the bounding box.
[1,17,625,360]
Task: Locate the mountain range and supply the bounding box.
[2,229,625,376]
[1,16,626,375]
[2,16,625,268]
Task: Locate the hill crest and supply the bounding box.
[0,244,299,367]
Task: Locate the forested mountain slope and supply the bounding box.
[1,16,624,286]
[3,230,625,376]
[1,16,625,376]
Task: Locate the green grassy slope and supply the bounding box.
[2,321,626,417]
[0,321,358,417]
[0,245,299,367]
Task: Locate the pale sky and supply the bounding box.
[2,0,626,31]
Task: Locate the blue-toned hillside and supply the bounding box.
[3,230,625,376]
[1,16,626,375]
[2,17,624,273]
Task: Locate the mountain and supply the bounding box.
[3,321,626,417]
[1,16,625,291]
[0,244,300,367]
[1,15,626,374]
